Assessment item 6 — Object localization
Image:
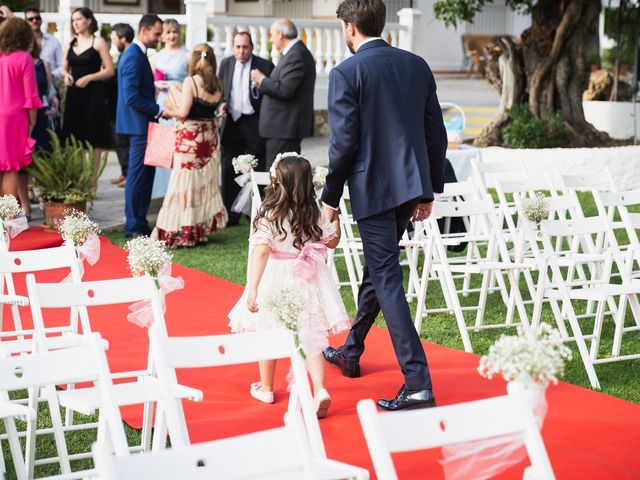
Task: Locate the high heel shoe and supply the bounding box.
[249,381,274,404]
[315,388,331,419]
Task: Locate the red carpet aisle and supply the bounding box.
[3,229,640,479]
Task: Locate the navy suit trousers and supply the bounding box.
[124,134,155,235]
[343,198,433,391]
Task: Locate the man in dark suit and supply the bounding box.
[219,32,274,225]
[321,0,447,411]
[116,14,164,238]
[250,18,316,168]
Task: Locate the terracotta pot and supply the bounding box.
[42,201,87,230]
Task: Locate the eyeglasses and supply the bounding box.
[26,16,42,22]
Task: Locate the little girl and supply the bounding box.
[228,153,349,418]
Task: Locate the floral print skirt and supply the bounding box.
[153,119,227,248]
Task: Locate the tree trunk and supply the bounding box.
[474,0,613,147]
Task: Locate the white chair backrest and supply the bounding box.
[555,170,615,192]
[0,244,79,274]
[0,335,129,455]
[92,409,312,480]
[149,327,325,457]
[357,392,554,480]
[471,156,527,191]
[431,198,495,218]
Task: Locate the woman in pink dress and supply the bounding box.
[0,18,42,198]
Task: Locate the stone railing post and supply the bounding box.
[185,0,207,50]
[58,0,83,46]
[397,8,421,53]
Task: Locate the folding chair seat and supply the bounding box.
[414,198,532,352]
[0,334,128,480]
[146,326,368,479]
[529,217,640,389]
[356,386,554,480]
[25,274,200,456]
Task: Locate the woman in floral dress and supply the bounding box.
[152,43,227,247]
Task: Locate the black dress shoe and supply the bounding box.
[322,346,360,378]
[377,385,436,411]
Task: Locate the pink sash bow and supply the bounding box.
[271,243,327,281]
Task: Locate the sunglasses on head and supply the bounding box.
[27,15,42,22]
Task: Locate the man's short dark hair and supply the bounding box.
[112,22,134,43]
[234,31,253,48]
[24,6,39,15]
[336,0,385,38]
[139,13,161,30]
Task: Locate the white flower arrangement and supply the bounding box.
[264,287,305,359]
[523,192,550,227]
[0,194,24,222]
[313,165,328,189]
[269,151,300,178]
[478,323,572,386]
[125,236,173,278]
[232,154,258,175]
[58,209,101,246]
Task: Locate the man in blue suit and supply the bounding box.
[116,14,163,237]
[321,0,447,411]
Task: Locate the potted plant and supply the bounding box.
[28,131,106,230]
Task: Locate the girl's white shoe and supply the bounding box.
[315,388,331,418]
[250,382,274,404]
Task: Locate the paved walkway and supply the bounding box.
[28,76,498,231]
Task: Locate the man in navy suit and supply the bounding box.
[321,0,447,411]
[116,14,163,238]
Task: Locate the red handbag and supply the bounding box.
[143,122,175,168]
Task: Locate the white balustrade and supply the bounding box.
[324,29,334,73]
[32,11,408,76]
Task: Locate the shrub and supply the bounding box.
[502,105,567,149]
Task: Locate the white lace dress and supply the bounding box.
[228,213,350,356]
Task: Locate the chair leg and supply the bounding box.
[141,400,155,452]
[612,295,628,357]
[589,300,606,360]
[565,305,601,389]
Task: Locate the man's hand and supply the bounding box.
[250,69,266,87]
[411,202,433,223]
[324,206,338,222]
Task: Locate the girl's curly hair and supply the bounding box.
[253,155,322,250]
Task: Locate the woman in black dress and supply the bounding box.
[61,7,114,188]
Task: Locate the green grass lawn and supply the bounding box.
[3,197,640,478]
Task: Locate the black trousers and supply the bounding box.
[343,198,433,391]
[220,114,266,223]
[265,138,302,170]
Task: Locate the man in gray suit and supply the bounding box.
[250,18,316,168]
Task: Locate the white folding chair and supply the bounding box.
[414,198,532,351]
[246,171,271,281]
[529,217,640,389]
[26,274,200,455]
[0,334,128,480]
[357,389,554,480]
[147,326,368,479]
[0,244,83,355]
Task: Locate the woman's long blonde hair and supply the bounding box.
[189,43,222,95]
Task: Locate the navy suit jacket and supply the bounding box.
[321,39,447,221]
[115,43,159,136]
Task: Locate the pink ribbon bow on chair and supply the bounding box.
[293,243,327,281]
[127,264,184,328]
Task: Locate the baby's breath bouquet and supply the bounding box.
[125,236,172,278]
[0,194,24,222]
[265,287,305,359]
[313,165,328,189]
[523,192,550,228]
[58,209,100,246]
[232,154,258,175]
[478,323,572,386]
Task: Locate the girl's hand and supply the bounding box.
[63,72,74,87]
[247,286,259,313]
[74,75,91,88]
